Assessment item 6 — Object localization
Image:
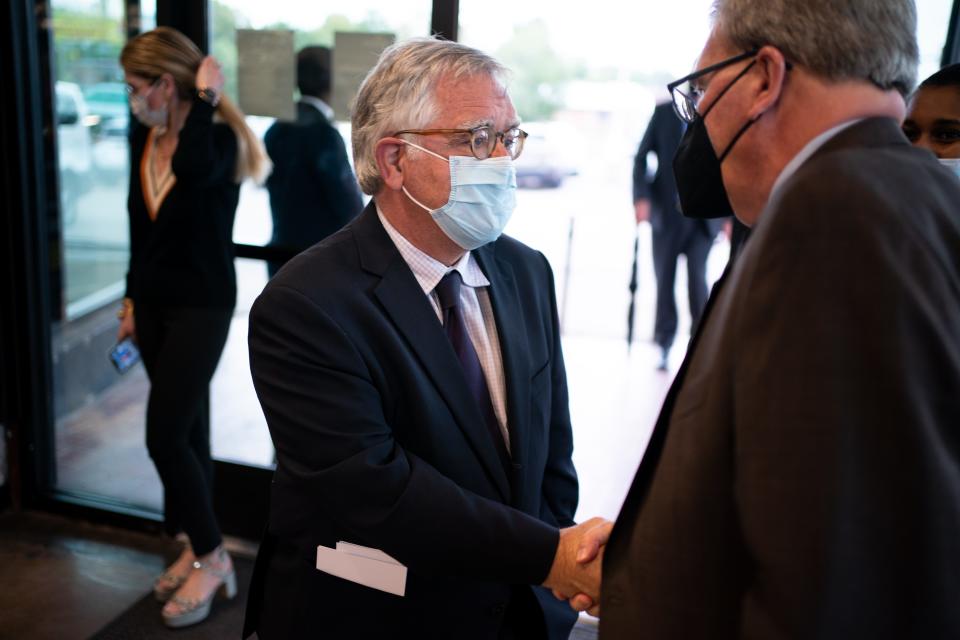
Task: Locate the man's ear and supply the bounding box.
[749,45,789,119]
[375,138,405,191]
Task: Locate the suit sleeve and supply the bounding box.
[171,97,238,186]
[249,284,560,585]
[537,252,579,527]
[313,128,363,227]
[632,108,660,203]
[730,169,960,635]
[124,123,149,301]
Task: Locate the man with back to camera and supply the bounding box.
[632,101,724,370]
[242,37,611,640]
[263,46,363,277]
[560,0,960,637]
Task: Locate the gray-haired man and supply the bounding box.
[570,1,960,637]
[243,37,608,640]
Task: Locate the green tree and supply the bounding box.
[211,0,245,103]
[51,7,125,85]
[495,20,573,121]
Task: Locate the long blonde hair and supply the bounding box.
[120,27,271,184]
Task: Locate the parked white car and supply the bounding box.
[55,81,95,224]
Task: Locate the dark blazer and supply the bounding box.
[126,97,239,308]
[264,100,363,267]
[244,203,579,639]
[633,101,722,239]
[602,118,960,638]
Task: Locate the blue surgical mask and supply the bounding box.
[401,140,517,250]
[939,158,960,179]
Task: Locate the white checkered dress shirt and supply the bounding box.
[377,206,510,451]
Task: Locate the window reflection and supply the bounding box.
[207,0,429,467]
[52,2,131,317]
[51,0,161,512]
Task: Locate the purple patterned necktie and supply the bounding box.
[435,271,511,470]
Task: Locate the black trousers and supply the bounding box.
[651,223,714,351]
[137,304,232,556]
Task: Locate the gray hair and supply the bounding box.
[712,0,918,96]
[351,37,509,195]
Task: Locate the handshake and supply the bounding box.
[542,517,614,616]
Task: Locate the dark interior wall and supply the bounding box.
[0,0,57,508]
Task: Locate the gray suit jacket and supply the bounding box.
[601,118,960,639]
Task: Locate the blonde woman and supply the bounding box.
[117,27,269,628]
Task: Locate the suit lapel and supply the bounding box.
[354,206,512,502]
[474,245,530,501]
[609,266,731,551]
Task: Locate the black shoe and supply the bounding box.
[657,347,669,371]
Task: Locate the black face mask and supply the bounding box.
[673,61,758,220]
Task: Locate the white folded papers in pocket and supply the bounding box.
[316,541,407,597]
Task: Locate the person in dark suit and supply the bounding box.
[264,46,363,276]
[564,1,960,637]
[633,101,724,369]
[243,37,608,640]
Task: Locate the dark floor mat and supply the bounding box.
[91,556,253,639]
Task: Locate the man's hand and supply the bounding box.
[565,519,614,615]
[634,199,651,224]
[542,518,612,614]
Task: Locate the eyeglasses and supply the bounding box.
[394,125,528,160]
[667,49,759,123]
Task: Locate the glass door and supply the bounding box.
[206,0,433,532]
[459,0,959,523]
[50,0,162,515]
[45,0,434,536]
[40,0,960,534]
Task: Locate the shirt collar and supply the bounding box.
[300,95,335,122]
[376,204,490,295]
[768,118,862,203]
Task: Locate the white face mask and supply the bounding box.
[401,140,517,250]
[129,81,168,128]
[939,157,960,179]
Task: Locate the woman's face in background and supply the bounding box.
[903,85,960,159]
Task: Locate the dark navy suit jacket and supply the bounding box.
[264,100,363,271]
[244,203,579,639]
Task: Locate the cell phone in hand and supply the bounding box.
[108,337,140,373]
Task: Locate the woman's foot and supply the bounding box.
[153,545,196,602]
[161,546,237,628]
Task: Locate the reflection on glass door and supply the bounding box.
[207,0,431,468]
[50,0,162,512]
[460,0,721,523]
